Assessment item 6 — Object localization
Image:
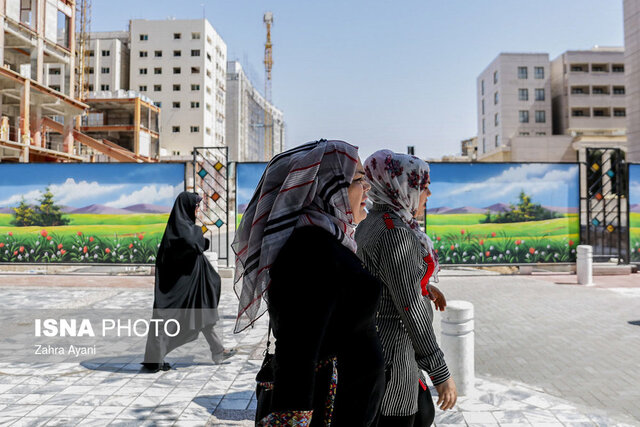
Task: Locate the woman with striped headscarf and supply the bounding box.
[355,150,457,427]
[232,140,385,426]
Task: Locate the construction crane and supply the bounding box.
[263,12,273,159]
[76,0,92,101]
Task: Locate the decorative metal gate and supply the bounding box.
[193,147,230,266]
[581,148,629,263]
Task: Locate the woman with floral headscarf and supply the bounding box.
[355,150,457,427]
[232,140,385,426]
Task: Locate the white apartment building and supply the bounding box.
[551,48,626,137]
[624,0,640,163]
[226,61,284,162]
[129,19,227,156]
[476,53,554,161]
[45,31,130,96]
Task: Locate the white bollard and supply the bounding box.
[576,245,593,286]
[441,300,474,396]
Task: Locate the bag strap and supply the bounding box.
[265,323,272,354]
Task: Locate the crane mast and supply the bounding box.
[263,12,273,159]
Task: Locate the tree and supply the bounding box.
[10,197,37,226]
[35,187,69,226]
[483,191,561,223]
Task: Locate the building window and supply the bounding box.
[173,33,181,40]
[207,53,212,62]
[535,110,546,123]
[536,132,546,136]
[154,50,162,57]
[534,67,544,79]
[154,84,162,91]
[206,103,212,111]
[191,84,200,91]
[139,34,148,41]
[139,51,148,58]
[517,66,528,79]
[192,32,201,40]
[88,84,94,91]
[206,86,212,94]
[50,85,60,91]
[101,50,110,57]
[173,50,181,57]
[494,92,499,105]
[481,80,485,95]
[172,102,180,108]
[594,109,605,117]
[571,86,586,94]
[191,66,201,74]
[519,132,530,136]
[154,102,161,108]
[101,67,110,74]
[495,134,500,147]
[612,64,624,73]
[614,108,626,117]
[139,85,147,91]
[172,126,180,133]
[172,150,180,155]
[190,101,200,108]
[151,67,161,75]
[173,84,181,91]
[48,68,61,75]
[519,110,529,123]
[100,84,110,91]
[86,67,94,74]
[613,86,625,95]
[494,113,499,126]
[190,126,200,132]
[206,127,211,135]
[570,64,586,72]
[493,70,498,84]
[518,88,528,101]
[139,68,148,75]
[482,118,485,134]
[572,108,589,117]
[591,64,607,72]
[206,69,212,78]
[535,88,545,101]
[481,99,485,115]
[482,138,486,152]
[87,50,94,57]
[173,67,181,74]
[191,49,201,57]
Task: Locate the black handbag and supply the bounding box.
[254,326,275,423]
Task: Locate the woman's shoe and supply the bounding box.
[212,348,237,364]
[141,361,171,373]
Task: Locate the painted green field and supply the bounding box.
[0,214,169,264]
[425,214,579,264]
[631,213,640,262]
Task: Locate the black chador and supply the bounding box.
[142,191,230,371]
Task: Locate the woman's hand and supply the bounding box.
[427,284,446,311]
[434,377,457,410]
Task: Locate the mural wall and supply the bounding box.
[630,164,640,262]
[0,164,184,264]
[236,162,267,227]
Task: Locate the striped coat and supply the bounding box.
[355,206,450,416]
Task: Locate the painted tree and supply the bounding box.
[35,187,70,226]
[483,191,561,223]
[10,197,37,226]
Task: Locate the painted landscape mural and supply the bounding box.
[426,163,579,264]
[0,164,184,264]
[630,164,640,262]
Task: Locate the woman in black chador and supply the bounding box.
[142,191,234,372]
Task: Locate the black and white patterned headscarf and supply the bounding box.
[232,140,359,332]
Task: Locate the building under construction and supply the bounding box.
[0,0,157,162]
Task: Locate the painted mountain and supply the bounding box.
[71,204,134,215]
[631,203,640,213]
[123,204,171,214]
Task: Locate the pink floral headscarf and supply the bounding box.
[364,150,440,282]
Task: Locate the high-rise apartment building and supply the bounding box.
[476,54,554,160]
[225,61,284,162]
[129,19,227,156]
[624,0,640,163]
[551,48,626,137]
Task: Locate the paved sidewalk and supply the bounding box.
[0,273,638,426]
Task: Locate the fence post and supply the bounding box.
[441,300,474,396]
[577,245,593,285]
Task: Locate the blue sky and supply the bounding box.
[236,163,266,208]
[631,164,640,205]
[91,0,624,160]
[0,164,185,208]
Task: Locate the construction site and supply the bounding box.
[0,0,159,163]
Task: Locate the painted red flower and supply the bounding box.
[19,246,24,253]
[0,243,4,248]
[89,237,94,242]
[8,232,13,236]
[105,248,111,254]
[515,239,522,245]
[13,251,17,256]
[485,251,490,257]
[435,249,438,253]
[77,231,82,236]
[479,239,484,245]
[637,248,640,253]
[41,230,48,237]
[491,232,496,237]
[138,234,144,240]
[436,236,441,241]
[60,249,66,255]
[46,235,52,241]
[529,247,535,254]
[57,244,63,250]
[129,243,134,249]
[460,229,465,235]
[569,240,574,246]
[450,245,455,250]
[83,246,88,254]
